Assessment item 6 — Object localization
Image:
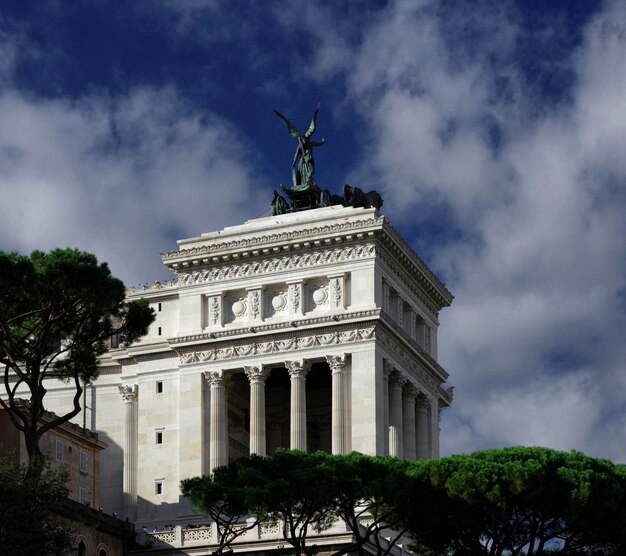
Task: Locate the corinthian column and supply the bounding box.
[430,397,440,458]
[245,365,270,456]
[402,384,417,460]
[383,360,392,455]
[118,384,138,521]
[206,371,228,471]
[416,393,430,460]
[327,354,347,455]
[286,360,310,451]
[388,371,405,458]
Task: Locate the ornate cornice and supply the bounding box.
[161,216,384,263]
[178,325,375,366]
[169,308,380,345]
[380,220,453,308]
[377,327,450,403]
[175,243,376,286]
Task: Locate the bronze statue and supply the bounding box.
[270,104,383,215]
[274,103,325,191]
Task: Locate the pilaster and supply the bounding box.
[118,384,138,521]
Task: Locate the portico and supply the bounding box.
[93,204,454,526]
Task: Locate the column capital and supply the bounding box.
[326,354,346,372]
[389,370,407,386]
[244,365,270,383]
[404,383,418,397]
[119,384,138,402]
[286,359,310,378]
[416,392,431,409]
[205,370,228,387]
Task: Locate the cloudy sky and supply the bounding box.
[1,0,625,462]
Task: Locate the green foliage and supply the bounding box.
[0,452,72,555]
[403,447,626,555]
[0,248,154,458]
[183,448,626,556]
[182,450,411,556]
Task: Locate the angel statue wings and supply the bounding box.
[274,103,325,191]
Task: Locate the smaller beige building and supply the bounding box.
[0,400,106,508]
[0,402,135,555]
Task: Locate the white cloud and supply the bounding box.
[294,0,626,460]
[0,85,267,285]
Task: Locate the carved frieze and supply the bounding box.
[178,326,376,366]
[176,243,375,286]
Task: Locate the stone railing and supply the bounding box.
[126,279,178,295]
[138,518,351,550]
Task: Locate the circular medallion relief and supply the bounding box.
[312,287,328,305]
[232,299,246,317]
[272,294,286,311]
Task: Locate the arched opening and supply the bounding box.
[77,540,87,556]
[98,549,107,556]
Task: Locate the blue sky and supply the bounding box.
[1,0,626,462]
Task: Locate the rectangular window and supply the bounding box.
[158,326,162,336]
[158,302,162,312]
[110,333,120,349]
[79,451,88,473]
[156,381,163,394]
[156,431,163,444]
[55,440,63,462]
[155,481,163,495]
[79,487,87,505]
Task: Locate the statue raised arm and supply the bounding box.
[274,103,325,191]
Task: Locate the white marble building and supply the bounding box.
[45,205,454,531]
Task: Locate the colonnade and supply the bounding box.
[384,360,439,460]
[205,355,348,471]
[118,354,439,518]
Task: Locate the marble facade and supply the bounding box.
[43,205,454,530]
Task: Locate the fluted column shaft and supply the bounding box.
[119,384,138,521]
[245,366,270,455]
[430,398,440,458]
[403,386,417,460]
[287,360,309,451]
[383,362,391,455]
[207,371,228,472]
[389,372,404,458]
[327,354,347,455]
[416,394,430,460]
